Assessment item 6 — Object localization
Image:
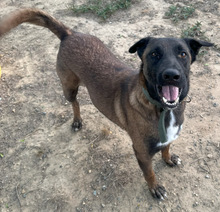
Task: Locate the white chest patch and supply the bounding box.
[166,111,180,142]
[157,110,182,147]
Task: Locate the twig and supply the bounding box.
[203,159,213,180]
[152,204,164,212]
[15,184,22,212]
[190,156,206,165]
[25,128,44,138]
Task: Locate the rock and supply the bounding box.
[207,154,213,159]
[193,202,199,207]
[102,185,107,191]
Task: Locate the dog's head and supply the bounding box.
[129,37,213,109]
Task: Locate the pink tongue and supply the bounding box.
[162,85,179,102]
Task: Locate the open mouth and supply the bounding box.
[157,85,182,108]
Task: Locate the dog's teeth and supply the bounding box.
[163,97,167,103]
[174,97,179,104]
[163,96,179,107]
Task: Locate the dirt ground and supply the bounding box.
[0,0,219,211]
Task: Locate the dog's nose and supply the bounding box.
[162,69,180,82]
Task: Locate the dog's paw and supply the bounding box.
[72,119,82,132]
[171,154,181,165]
[165,154,181,167]
[150,184,167,200]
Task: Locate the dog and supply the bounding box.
[0,9,213,199]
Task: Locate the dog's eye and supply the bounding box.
[151,52,160,58]
[150,51,161,60]
[180,52,187,58]
[151,52,157,57]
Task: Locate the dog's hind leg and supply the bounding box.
[70,90,82,131]
[57,66,82,131]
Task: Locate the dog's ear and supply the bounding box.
[183,38,213,63]
[129,37,152,59]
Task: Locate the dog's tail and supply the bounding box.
[0,8,71,40]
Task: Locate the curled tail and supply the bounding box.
[0,8,71,40]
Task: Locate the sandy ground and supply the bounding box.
[0,0,220,211]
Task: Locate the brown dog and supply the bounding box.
[0,9,213,199]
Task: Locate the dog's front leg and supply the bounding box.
[161,144,181,166]
[133,146,166,199]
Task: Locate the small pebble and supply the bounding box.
[205,175,210,179]
[65,164,70,169]
[193,202,199,207]
[102,185,107,191]
[207,154,213,159]
[193,193,198,197]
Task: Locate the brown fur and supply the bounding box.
[0,9,188,199]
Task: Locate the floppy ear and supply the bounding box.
[183,38,213,63]
[129,37,152,59]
